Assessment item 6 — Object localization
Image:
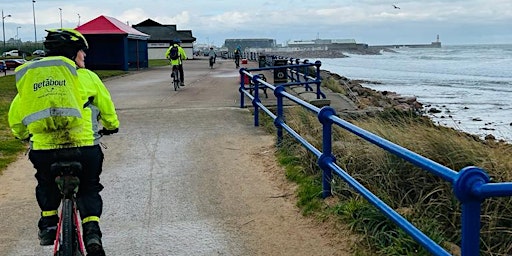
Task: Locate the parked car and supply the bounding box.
[2,49,21,57]
[32,49,46,56]
[4,59,26,70]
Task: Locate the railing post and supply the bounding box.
[239,68,246,108]
[317,106,337,198]
[453,166,490,255]
[461,201,481,256]
[293,59,300,84]
[274,86,286,146]
[252,75,261,127]
[303,60,313,92]
[314,61,322,99]
[303,60,309,81]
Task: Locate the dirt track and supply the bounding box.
[0,58,354,255]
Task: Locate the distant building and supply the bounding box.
[287,40,315,47]
[132,19,196,60]
[224,39,276,52]
[76,15,150,71]
[225,38,374,55]
[287,38,363,50]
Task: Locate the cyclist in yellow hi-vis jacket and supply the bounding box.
[8,28,119,256]
[165,39,187,86]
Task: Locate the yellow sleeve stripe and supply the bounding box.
[82,216,100,224]
[41,210,58,217]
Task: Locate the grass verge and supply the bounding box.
[0,75,24,172]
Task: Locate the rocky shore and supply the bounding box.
[319,69,424,114]
[315,69,505,142]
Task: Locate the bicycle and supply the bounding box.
[51,149,85,256]
[209,56,215,69]
[171,65,180,91]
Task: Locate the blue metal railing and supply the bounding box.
[238,59,512,255]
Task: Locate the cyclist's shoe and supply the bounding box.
[83,222,105,256]
[85,236,105,256]
[180,82,185,86]
[38,226,57,246]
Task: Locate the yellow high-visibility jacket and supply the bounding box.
[8,56,119,149]
[165,44,187,65]
[77,68,119,144]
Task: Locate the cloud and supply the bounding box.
[3,0,512,45]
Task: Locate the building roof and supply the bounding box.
[132,19,196,43]
[76,15,149,40]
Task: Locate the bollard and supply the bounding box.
[258,55,267,68]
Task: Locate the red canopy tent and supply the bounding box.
[76,15,149,70]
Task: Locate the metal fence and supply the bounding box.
[238,58,512,255]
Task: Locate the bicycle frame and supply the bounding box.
[51,157,85,256]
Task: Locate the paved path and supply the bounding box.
[0,58,352,255]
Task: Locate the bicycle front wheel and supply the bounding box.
[60,199,75,256]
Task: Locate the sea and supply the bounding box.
[317,44,512,142]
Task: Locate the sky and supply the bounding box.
[1,0,511,47]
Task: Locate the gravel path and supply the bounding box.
[0,58,354,255]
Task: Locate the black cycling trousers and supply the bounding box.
[178,64,185,83]
[29,145,104,226]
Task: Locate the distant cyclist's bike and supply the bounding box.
[52,150,85,256]
[171,65,180,91]
[209,56,215,69]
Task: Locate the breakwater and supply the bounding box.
[369,41,441,49]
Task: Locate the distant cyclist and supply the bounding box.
[8,28,119,256]
[207,47,217,68]
[234,46,241,68]
[165,39,187,86]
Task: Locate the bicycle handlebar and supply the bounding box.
[99,128,118,136]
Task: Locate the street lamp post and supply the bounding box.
[2,9,12,49]
[77,13,81,26]
[59,8,62,29]
[32,0,37,43]
[16,26,21,50]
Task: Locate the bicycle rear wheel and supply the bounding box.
[172,68,179,91]
[59,199,75,256]
[173,74,179,91]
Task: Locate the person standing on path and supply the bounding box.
[8,28,119,256]
[207,47,217,68]
[234,45,241,68]
[165,39,188,86]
